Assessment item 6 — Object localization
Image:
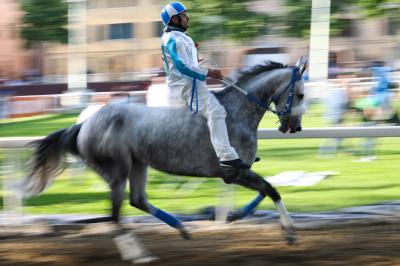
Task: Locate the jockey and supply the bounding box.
[160,2,250,169]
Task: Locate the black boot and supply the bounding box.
[220,158,250,169]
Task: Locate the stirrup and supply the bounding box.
[219,159,250,169]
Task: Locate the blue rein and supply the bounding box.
[189,78,198,114]
[242,67,300,115]
[190,66,300,115]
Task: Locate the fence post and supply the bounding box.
[215,180,234,223]
[1,148,23,225]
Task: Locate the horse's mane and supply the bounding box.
[214,61,287,97]
[237,61,287,84]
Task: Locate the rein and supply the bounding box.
[223,66,301,116]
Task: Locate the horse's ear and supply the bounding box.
[295,56,308,78]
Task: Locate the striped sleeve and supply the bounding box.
[166,38,208,81]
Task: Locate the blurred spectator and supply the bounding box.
[319,77,350,156]
[328,52,342,79]
[351,61,398,161]
[354,61,396,122]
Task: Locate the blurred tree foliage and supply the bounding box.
[20,0,68,48]
[282,0,400,38]
[183,0,270,42]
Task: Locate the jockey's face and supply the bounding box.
[179,11,189,30]
[172,11,189,30]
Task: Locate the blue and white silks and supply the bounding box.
[161,29,207,113]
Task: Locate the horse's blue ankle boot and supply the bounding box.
[220,158,250,169]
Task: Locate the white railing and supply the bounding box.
[258,126,400,139]
[1,126,400,149]
[0,137,43,149]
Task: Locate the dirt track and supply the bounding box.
[1,220,399,266]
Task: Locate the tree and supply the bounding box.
[281,0,400,38]
[183,0,270,42]
[19,0,68,76]
[20,0,68,48]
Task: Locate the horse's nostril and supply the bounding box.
[296,127,302,132]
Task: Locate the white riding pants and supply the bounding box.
[179,80,239,161]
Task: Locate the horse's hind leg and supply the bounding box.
[74,168,128,224]
[109,178,128,222]
[222,170,296,244]
[128,161,191,239]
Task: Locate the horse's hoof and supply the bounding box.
[283,227,297,245]
[226,211,242,223]
[286,234,296,245]
[179,228,192,240]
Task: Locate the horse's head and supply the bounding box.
[272,58,307,134]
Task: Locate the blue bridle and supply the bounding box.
[243,66,301,116]
[272,67,301,116]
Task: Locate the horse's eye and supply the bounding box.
[298,94,304,100]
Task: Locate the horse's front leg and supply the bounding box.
[222,169,296,244]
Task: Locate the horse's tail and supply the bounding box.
[18,123,82,197]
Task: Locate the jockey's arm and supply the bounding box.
[166,38,208,81]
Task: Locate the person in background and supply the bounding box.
[353,61,396,161]
[319,76,349,156]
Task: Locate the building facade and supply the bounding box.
[44,0,164,80]
[1,0,399,81]
[0,0,34,81]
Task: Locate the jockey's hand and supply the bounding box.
[207,69,224,80]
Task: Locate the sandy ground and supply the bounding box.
[0,219,399,266]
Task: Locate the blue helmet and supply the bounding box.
[161,2,187,26]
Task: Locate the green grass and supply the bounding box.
[0,113,79,137]
[1,106,399,215]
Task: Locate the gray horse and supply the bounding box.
[21,60,307,243]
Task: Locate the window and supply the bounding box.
[109,23,133,40]
[106,0,137,8]
[388,18,400,35]
[154,21,164,37]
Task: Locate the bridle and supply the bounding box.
[222,66,302,117]
[201,59,307,117]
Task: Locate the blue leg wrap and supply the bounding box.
[241,194,265,217]
[151,207,182,229]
